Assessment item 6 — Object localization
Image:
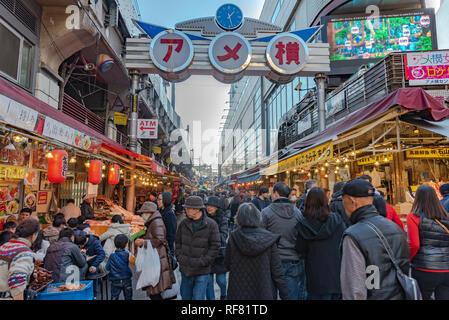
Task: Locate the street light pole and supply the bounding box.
[315,72,327,133]
[129,69,140,152]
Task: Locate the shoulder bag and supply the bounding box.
[363,221,422,300]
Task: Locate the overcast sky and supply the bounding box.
[137,0,265,167]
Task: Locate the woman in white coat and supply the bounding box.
[99,215,130,272]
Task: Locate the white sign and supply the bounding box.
[399,37,409,46]
[296,113,311,134]
[0,94,38,131]
[138,119,158,139]
[266,33,309,75]
[87,183,98,197]
[209,32,252,74]
[351,26,359,34]
[150,30,194,73]
[42,117,93,150]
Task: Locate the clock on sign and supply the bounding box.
[215,3,243,31]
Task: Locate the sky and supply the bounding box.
[137,0,265,168]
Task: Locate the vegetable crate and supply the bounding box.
[37,281,94,300]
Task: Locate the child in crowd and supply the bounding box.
[105,234,135,300]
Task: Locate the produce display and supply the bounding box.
[30,263,53,292]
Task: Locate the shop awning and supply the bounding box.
[101,143,152,163]
[400,114,449,139]
[237,173,262,184]
[290,88,449,150]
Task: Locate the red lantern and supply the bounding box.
[108,165,120,185]
[47,150,68,184]
[89,160,103,184]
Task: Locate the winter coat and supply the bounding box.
[0,238,34,298]
[160,205,177,253]
[99,223,131,271]
[252,196,270,211]
[261,197,302,262]
[175,213,220,277]
[295,193,307,212]
[330,191,351,228]
[44,237,87,283]
[143,211,176,296]
[441,194,449,213]
[84,235,105,268]
[295,212,346,294]
[80,201,94,219]
[224,227,289,300]
[60,203,81,220]
[207,208,229,274]
[386,204,404,231]
[105,249,133,281]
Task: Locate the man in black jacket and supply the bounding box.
[44,228,88,283]
[252,187,270,211]
[340,179,410,300]
[330,182,350,228]
[80,195,94,219]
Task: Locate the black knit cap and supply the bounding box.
[342,178,375,198]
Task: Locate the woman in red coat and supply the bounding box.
[386,204,404,231]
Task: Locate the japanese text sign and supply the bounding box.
[405,51,449,86]
[266,33,309,75]
[209,32,252,74]
[357,153,394,165]
[406,148,449,158]
[150,30,194,73]
[138,119,158,139]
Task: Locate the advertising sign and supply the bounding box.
[405,50,449,85]
[326,90,346,118]
[406,148,449,158]
[266,33,309,75]
[114,112,128,125]
[209,32,252,74]
[357,153,394,165]
[138,119,158,139]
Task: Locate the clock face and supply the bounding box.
[216,4,243,31]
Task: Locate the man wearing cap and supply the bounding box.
[175,196,220,300]
[340,179,410,300]
[440,183,449,213]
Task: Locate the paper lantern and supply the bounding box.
[89,160,103,184]
[108,165,120,185]
[97,54,115,73]
[47,150,68,183]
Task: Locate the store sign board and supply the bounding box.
[152,162,165,175]
[405,51,449,86]
[38,192,48,205]
[357,153,394,165]
[0,94,38,132]
[262,142,333,175]
[0,165,26,180]
[209,32,252,75]
[406,148,449,158]
[266,33,309,75]
[138,119,158,139]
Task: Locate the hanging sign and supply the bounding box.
[357,153,394,165]
[209,32,252,75]
[114,112,128,125]
[138,119,158,139]
[405,51,449,86]
[111,95,127,113]
[406,148,449,158]
[0,165,26,180]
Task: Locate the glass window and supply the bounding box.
[271,0,282,24]
[20,41,32,88]
[0,23,20,80]
[287,82,293,111]
[290,20,296,31]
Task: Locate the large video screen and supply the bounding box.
[326,10,435,62]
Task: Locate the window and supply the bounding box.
[271,0,282,24]
[0,20,33,89]
[290,20,296,31]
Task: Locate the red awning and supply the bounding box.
[101,143,152,163]
[0,76,123,149]
[291,87,449,150]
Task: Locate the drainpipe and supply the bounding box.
[315,72,327,132]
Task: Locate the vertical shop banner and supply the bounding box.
[172,182,180,203]
[405,51,449,85]
[87,183,98,197]
[138,119,158,139]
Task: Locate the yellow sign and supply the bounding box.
[263,142,333,175]
[357,153,394,165]
[114,112,128,126]
[0,165,26,180]
[406,148,449,158]
[153,146,161,154]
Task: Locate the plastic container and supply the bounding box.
[36,281,93,300]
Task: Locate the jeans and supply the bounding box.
[307,293,341,300]
[206,273,227,300]
[281,260,307,300]
[412,268,449,300]
[111,279,133,300]
[180,274,210,300]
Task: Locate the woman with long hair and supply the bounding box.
[295,187,346,300]
[407,184,449,300]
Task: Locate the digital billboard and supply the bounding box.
[322,9,437,74]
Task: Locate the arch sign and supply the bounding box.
[127,3,330,84]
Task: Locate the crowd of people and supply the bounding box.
[2,175,449,300]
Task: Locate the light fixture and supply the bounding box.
[375,161,380,166]
[45,151,54,159]
[334,170,338,174]
[70,157,77,164]
[345,164,349,168]
[315,169,319,173]
[102,164,106,170]
[325,163,329,167]
[351,151,356,156]
[321,167,325,171]
[325,174,328,178]
[133,174,137,179]
[85,161,90,167]
[413,127,420,134]
[384,157,389,162]
[336,159,341,163]
[293,169,297,172]
[101,174,105,178]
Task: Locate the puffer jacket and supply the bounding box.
[175,213,220,277]
[84,235,105,268]
[143,211,176,296]
[44,237,87,283]
[225,227,289,300]
[330,191,351,228]
[99,223,131,260]
[80,201,94,219]
[207,208,229,274]
[261,197,302,262]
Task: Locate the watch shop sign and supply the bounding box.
[138,119,158,139]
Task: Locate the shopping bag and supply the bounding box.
[136,240,161,290]
[161,278,180,300]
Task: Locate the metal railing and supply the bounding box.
[61,94,106,135]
